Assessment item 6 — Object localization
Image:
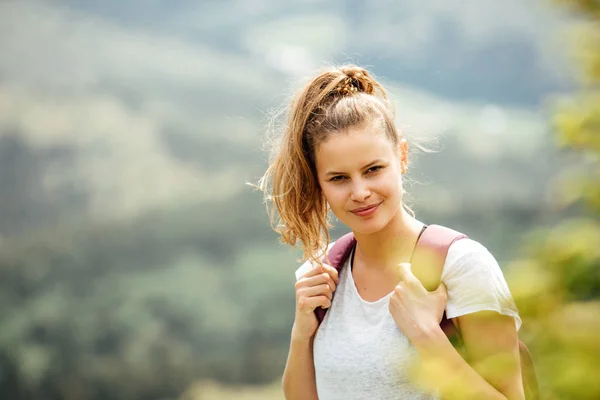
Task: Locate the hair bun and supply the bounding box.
[337,67,376,96]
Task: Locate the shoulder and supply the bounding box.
[294,241,337,280]
[442,237,522,330]
[446,237,494,265]
[442,237,502,278]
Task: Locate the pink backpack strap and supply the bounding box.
[413,225,540,398]
[315,232,356,323]
[324,232,356,271]
[315,225,466,325]
[411,224,468,291]
[410,224,468,339]
[315,226,539,398]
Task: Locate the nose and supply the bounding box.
[350,179,371,202]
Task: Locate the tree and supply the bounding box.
[506,1,600,399]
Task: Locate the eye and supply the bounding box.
[329,175,347,182]
[366,166,383,174]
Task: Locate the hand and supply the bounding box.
[388,263,447,343]
[292,263,339,342]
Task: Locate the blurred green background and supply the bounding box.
[0,0,598,399]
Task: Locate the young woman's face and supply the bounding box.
[315,122,408,235]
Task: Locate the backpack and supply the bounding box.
[314,224,539,400]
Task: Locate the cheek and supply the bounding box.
[378,170,403,197]
[321,182,354,213]
[321,184,346,208]
[396,176,404,195]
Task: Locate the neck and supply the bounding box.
[353,207,424,270]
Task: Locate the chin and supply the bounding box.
[343,214,390,236]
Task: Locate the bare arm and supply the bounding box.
[283,264,339,400]
[413,311,525,400]
[282,332,318,400]
[389,263,524,400]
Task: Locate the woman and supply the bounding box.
[258,65,525,399]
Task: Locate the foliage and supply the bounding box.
[0,1,591,399]
[505,1,600,398]
[0,193,294,399]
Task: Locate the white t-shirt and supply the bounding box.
[294,237,521,400]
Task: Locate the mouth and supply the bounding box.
[351,201,382,216]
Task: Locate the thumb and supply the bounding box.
[396,262,414,281]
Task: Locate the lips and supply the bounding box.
[351,201,382,217]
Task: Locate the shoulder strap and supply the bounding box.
[411,224,468,340]
[324,232,356,272]
[411,224,468,292]
[315,225,467,325]
[413,226,540,399]
[315,232,356,324]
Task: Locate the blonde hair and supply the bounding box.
[257,64,403,264]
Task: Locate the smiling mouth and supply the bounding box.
[351,201,382,216]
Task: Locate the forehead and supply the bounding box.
[315,124,395,171]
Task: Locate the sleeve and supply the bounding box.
[441,238,522,331]
[294,241,337,281]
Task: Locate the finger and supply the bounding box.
[299,284,333,301]
[389,290,406,311]
[300,264,327,278]
[320,264,339,284]
[296,273,337,293]
[434,282,448,297]
[309,264,339,285]
[396,262,414,282]
[391,285,404,301]
[301,263,339,284]
[395,263,427,295]
[298,295,332,313]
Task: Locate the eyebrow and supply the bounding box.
[325,159,383,176]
